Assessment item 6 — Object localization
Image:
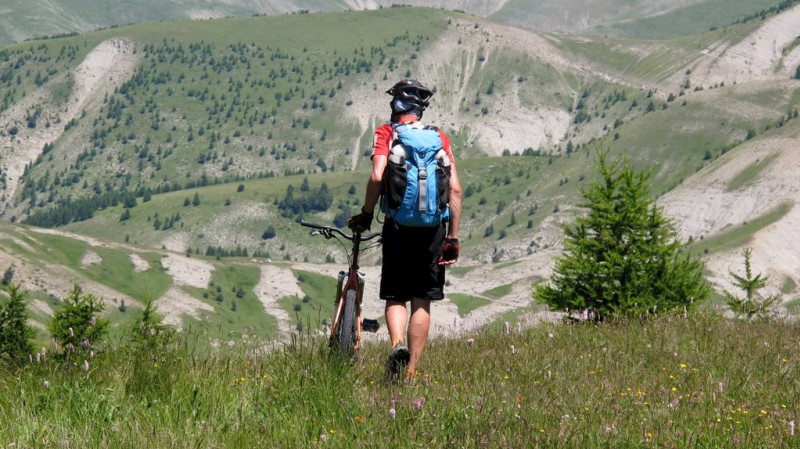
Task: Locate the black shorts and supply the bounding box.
[379,219,446,301]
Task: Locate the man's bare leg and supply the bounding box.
[384,300,408,347]
[406,297,431,373]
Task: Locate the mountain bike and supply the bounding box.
[300,220,382,357]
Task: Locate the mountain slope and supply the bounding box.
[1,6,800,341]
[0,0,791,47]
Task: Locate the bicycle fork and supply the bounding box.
[330,270,378,352]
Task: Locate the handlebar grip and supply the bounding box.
[300,220,327,229]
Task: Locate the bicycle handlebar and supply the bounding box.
[300,221,382,242]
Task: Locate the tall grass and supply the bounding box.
[1,312,799,447]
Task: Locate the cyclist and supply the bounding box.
[349,79,462,379]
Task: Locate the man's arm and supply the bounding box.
[362,154,387,214]
[446,164,462,240]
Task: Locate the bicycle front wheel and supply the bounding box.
[335,288,358,356]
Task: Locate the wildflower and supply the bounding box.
[69,327,74,337]
[40,347,46,356]
[43,380,50,389]
[90,316,96,326]
[413,397,425,410]
[790,420,795,437]
[467,338,474,347]
[35,353,41,363]
[504,322,510,334]
[510,345,516,354]
[82,339,90,349]
[82,360,89,371]
[389,408,396,419]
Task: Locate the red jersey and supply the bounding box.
[371,121,456,165]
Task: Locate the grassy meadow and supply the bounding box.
[1,311,799,447]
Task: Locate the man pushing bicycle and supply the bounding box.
[349,79,463,380]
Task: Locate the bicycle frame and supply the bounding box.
[300,221,381,355]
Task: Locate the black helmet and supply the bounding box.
[387,79,433,116]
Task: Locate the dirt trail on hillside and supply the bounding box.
[0,38,139,214]
[1,227,142,316]
[291,252,557,339]
[253,264,304,337]
[157,287,215,329]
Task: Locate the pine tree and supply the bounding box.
[725,248,777,319]
[129,295,174,352]
[0,284,35,362]
[534,152,710,321]
[49,284,109,354]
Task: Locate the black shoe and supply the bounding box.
[386,343,410,380]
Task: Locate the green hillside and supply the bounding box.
[3,9,453,222]
[2,5,800,341]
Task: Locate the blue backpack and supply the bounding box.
[381,122,451,227]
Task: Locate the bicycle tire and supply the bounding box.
[335,288,358,356]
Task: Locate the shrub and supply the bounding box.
[1,266,13,286]
[0,284,35,362]
[534,152,710,321]
[49,284,109,354]
[124,295,177,400]
[725,248,778,320]
[262,226,277,240]
[128,295,175,353]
